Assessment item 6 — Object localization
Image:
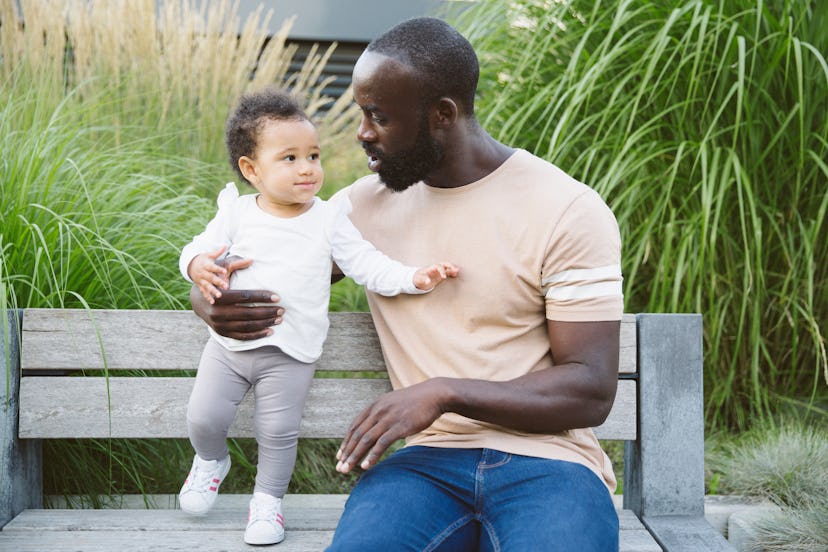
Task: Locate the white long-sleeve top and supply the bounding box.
[180,183,424,362]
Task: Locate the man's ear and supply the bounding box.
[432,97,459,129]
[238,156,258,184]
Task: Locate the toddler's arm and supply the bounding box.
[413,262,460,291]
[187,245,230,304]
[328,191,460,295]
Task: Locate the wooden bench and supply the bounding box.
[1,308,734,551]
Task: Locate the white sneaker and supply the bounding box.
[178,454,231,515]
[244,492,285,545]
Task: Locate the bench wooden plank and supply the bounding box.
[3,504,649,532]
[21,309,637,373]
[0,530,335,551]
[42,493,350,511]
[643,515,733,552]
[2,507,660,552]
[18,377,637,440]
[20,309,387,372]
[2,506,344,532]
[0,528,661,552]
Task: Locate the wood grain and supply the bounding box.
[21,309,636,373]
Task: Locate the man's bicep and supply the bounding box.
[546,319,620,378]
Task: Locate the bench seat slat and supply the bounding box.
[0,529,335,551]
[21,309,637,373]
[18,377,636,440]
[3,505,344,532]
[0,530,662,552]
[1,506,659,552]
[1,507,652,533]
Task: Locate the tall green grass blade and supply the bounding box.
[454,0,828,430]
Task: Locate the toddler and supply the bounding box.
[177,87,459,545]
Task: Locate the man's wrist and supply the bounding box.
[429,377,459,415]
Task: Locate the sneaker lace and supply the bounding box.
[250,498,281,526]
[186,460,220,493]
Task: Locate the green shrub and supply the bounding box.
[707,420,828,550]
[708,421,828,504]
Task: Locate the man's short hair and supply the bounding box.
[366,17,479,115]
[225,87,309,185]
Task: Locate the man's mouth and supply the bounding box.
[367,155,382,172]
[363,145,383,172]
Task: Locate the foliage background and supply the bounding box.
[1,0,826,506]
[0,0,364,498]
[457,0,827,429]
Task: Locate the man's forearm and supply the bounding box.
[438,319,621,434]
[437,364,617,434]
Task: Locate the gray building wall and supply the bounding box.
[225,1,470,99]
[235,0,459,42]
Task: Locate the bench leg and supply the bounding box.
[1,309,42,529]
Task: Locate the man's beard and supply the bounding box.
[369,115,443,193]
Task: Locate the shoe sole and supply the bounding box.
[243,533,286,546]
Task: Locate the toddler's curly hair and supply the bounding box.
[225,87,309,186]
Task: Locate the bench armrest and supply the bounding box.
[644,515,735,552]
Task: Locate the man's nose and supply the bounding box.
[357,116,376,142]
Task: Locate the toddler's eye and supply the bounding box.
[284,154,296,161]
[310,153,320,161]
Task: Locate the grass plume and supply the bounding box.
[1,0,363,498]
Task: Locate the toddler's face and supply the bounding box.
[246,118,324,217]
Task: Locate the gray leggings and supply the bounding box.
[187,338,316,498]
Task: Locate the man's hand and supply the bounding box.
[189,285,284,341]
[335,379,449,473]
[188,252,285,340]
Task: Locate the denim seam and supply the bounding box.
[474,450,503,551]
[479,454,511,469]
[421,514,476,552]
[479,516,501,552]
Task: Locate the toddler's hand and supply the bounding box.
[188,245,230,304]
[413,262,460,291]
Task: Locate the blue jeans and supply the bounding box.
[327,446,619,551]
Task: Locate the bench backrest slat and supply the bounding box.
[17,377,637,440]
[21,309,392,373]
[21,309,637,373]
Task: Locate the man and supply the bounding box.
[190,17,623,551]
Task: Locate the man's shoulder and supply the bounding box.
[509,150,586,189]
[501,150,600,209]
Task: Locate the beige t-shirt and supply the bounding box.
[335,149,623,490]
